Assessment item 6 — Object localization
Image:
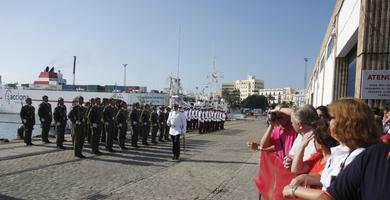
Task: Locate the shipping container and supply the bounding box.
[6,84,17,89]
[105,85,116,92]
[63,85,74,91]
[75,85,87,91]
[87,85,99,92]
[97,85,105,92]
[116,86,125,92]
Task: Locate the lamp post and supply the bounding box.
[122,64,128,87]
[304,58,309,89]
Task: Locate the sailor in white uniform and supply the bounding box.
[167,104,186,160]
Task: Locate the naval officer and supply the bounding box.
[167,104,186,161]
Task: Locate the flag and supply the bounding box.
[254,151,297,200]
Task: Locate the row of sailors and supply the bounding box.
[20,95,227,158]
[184,108,227,122]
[183,108,227,133]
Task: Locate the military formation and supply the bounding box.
[20,95,227,159]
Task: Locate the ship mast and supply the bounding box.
[168,25,183,107]
[176,24,182,96]
[177,24,181,81]
[208,45,223,106]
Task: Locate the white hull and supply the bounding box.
[0,88,169,114]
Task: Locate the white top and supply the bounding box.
[288,132,317,161]
[205,111,209,121]
[320,144,365,190]
[167,110,187,136]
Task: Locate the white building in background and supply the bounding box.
[235,75,264,100]
[293,89,305,107]
[221,83,236,94]
[258,87,296,105]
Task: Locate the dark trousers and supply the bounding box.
[164,125,170,140]
[91,124,102,153]
[221,121,225,129]
[171,134,181,159]
[86,123,92,143]
[198,122,204,133]
[186,121,191,130]
[73,125,85,156]
[142,125,150,144]
[24,126,33,144]
[56,124,65,147]
[205,122,209,133]
[41,122,51,142]
[191,119,196,129]
[105,123,114,150]
[131,125,139,146]
[118,124,127,147]
[151,125,158,142]
[101,122,106,142]
[158,124,164,140]
[113,124,118,141]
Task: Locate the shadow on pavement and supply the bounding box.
[88,156,166,167]
[0,194,24,200]
[0,158,81,178]
[0,146,64,161]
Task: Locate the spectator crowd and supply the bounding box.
[248,98,390,200]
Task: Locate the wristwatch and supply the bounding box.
[291,185,298,198]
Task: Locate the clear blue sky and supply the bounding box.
[0,0,335,92]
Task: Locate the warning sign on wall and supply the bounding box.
[361,70,390,99]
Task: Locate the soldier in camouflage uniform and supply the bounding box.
[100,98,108,143]
[53,97,67,149]
[68,96,87,158]
[130,103,141,148]
[103,98,116,152]
[85,99,94,144]
[113,99,121,141]
[88,97,103,155]
[150,105,159,144]
[20,98,35,146]
[140,104,151,145]
[38,95,52,143]
[164,107,171,141]
[116,101,128,149]
[158,106,165,142]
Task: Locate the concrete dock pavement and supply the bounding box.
[0,119,266,200]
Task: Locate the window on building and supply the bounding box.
[327,36,334,60]
[319,56,325,72]
[346,46,357,97]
